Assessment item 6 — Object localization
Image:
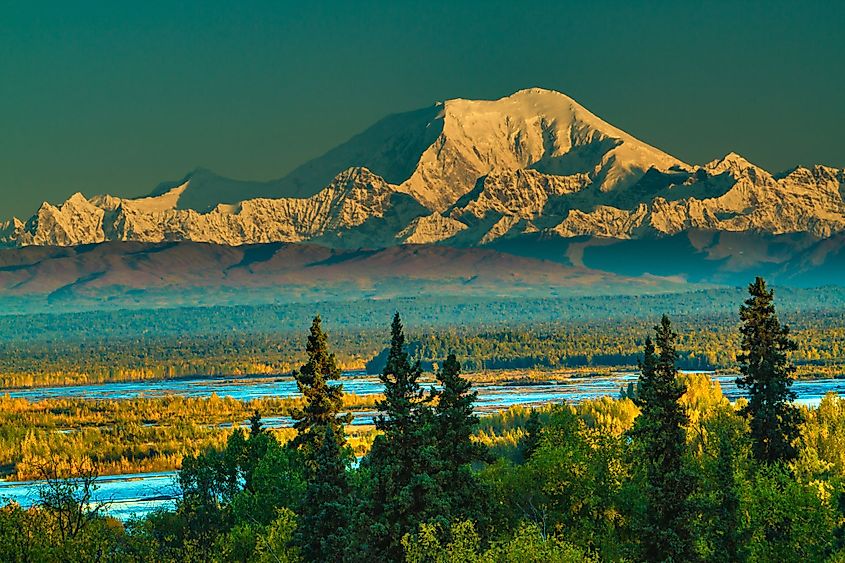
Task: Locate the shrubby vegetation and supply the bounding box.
[0,393,380,479]
[3,278,845,561]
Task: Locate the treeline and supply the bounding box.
[4,278,845,561]
[4,310,845,387]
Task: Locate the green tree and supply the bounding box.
[736,277,801,464]
[288,316,353,561]
[177,444,239,548]
[693,409,750,563]
[522,410,542,461]
[630,315,697,562]
[433,354,488,522]
[291,315,351,469]
[743,464,838,561]
[230,440,306,527]
[294,425,351,562]
[403,520,597,563]
[239,412,274,494]
[361,312,444,561]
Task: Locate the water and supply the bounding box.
[0,372,383,402]
[0,471,178,521]
[3,370,844,520]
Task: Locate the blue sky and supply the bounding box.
[1,0,843,217]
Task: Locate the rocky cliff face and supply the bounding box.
[2,168,427,247]
[2,89,844,249]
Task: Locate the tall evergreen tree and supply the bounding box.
[361,313,444,561]
[291,315,351,468]
[523,410,543,461]
[711,420,743,562]
[242,411,272,493]
[289,316,353,561]
[248,409,264,437]
[631,315,697,562]
[294,424,351,563]
[433,354,487,521]
[736,276,801,463]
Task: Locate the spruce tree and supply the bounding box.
[736,276,801,463]
[291,315,351,469]
[712,422,742,562]
[290,316,354,561]
[243,411,271,493]
[248,410,264,437]
[362,313,444,561]
[631,315,696,562]
[523,410,542,461]
[294,424,351,563]
[433,354,487,521]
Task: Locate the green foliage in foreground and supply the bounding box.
[737,277,802,464]
[4,280,845,562]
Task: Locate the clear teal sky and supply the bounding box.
[1,1,843,218]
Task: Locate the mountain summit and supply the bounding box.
[273,87,687,211]
[2,88,844,253]
[137,88,687,213]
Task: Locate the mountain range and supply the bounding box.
[1,88,843,302]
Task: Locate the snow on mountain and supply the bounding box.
[396,214,468,244]
[143,88,684,213]
[3,168,426,247]
[401,88,686,210]
[2,89,844,249]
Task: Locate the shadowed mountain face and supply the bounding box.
[0,231,839,315]
[0,241,694,313]
[0,88,843,293]
[147,104,447,211]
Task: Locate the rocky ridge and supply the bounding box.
[2,89,844,249]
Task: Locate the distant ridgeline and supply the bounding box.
[0,89,844,300]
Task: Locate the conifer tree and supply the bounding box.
[523,410,542,461]
[433,354,487,521]
[290,316,353,561]
[243,411,271,493]
[294,424,351,563]
[631,315,696,562]
[712,422,742,562]
[248,410,263,437]
[736,277,801,463]
[291,315,351,469]
[362,313,444,561]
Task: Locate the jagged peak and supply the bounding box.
[330,166,384,183]
[61,192,95,209]
[36,200,58,213]
[324,167,398,197]
[776,163,845,183]
[704,152,761,173]
[507,87,578,101]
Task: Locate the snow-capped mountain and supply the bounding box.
[2,88,844,251]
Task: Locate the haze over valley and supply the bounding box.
[3,2,845,558]
[0,88,843,314]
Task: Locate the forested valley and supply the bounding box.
[3,278,845,562]
[2,287,845,388]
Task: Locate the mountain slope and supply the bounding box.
[0,241,685,313]
[129,88,686,213]
[1,87,843,278]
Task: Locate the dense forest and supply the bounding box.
[3,278,845,562]
[1,294,845,387]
